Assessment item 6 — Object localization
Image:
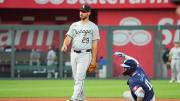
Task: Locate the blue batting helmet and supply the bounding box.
[121,59,137,76]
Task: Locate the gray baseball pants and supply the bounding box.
[71,51,91,101]
[171,59,180,82]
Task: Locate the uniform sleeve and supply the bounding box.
[129,82,144,98]
[66,24,74,38]
[169,48,173,56]
[92,25,100,40]
[129,81,141,92]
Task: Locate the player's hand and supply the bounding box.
[114,52,126,57]
[90,60,96,66]
[61,45,67,52]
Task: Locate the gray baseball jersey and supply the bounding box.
[66,21,100,50]
[169,47,180,59]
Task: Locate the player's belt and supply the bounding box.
[74,49,91,53]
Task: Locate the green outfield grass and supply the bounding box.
[0,80,179,98]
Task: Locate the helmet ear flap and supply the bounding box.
[123,67,136,76]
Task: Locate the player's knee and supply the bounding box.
[75,73,86,80]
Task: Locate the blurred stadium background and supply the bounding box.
[0,0,180,100]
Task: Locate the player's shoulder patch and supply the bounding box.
[133,86,138,92]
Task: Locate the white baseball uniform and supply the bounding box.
[47,49,56,78]
[66,21,100,100]
[47,50,56,66]
[169,47,180,82]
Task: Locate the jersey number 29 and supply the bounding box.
[82,37,89,44]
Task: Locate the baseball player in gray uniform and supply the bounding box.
[61,5,100,101]
[169,42,180,83]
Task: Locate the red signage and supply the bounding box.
[0,8,180,78]
[0,0,177,9]
[98,10,180,77]
[0,30,60,51]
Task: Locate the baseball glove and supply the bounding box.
[87,63,97,74]
[166,61,171,69]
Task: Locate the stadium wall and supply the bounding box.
[0,0,180,77]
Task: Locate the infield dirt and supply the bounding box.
[0,98,179,101]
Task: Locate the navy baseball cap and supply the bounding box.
[80,4,91,12]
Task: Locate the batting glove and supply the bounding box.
[114,52,126,57]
